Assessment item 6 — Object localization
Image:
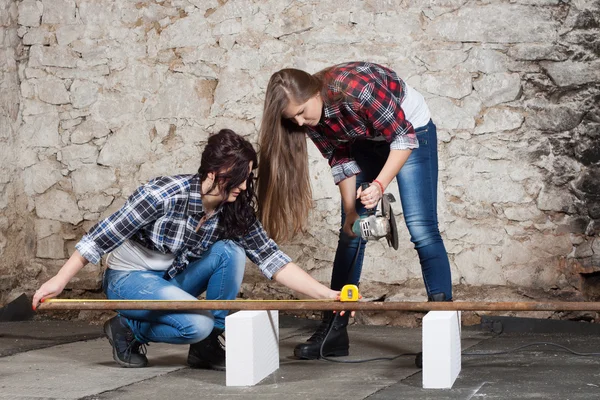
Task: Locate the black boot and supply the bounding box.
[294,312,350,360]
[428,293,449,302]
[104,315,148,368]
[188,327,226,371]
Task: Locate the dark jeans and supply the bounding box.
[331,120,452,300]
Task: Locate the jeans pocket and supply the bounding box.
[103,269,131,299]
[414,124,431,146]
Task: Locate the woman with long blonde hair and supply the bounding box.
[258,62,452,359]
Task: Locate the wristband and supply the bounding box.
[373,179,385,195]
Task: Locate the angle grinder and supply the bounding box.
[351,183,399,250]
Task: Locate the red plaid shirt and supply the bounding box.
[306,62,419,184]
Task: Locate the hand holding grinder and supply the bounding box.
[352,183,399,250]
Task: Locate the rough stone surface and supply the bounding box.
[17,0,42,27]
[34,189,83,225]
[0,0,598,323]
[427,4,559,43]
[541,60,600,87]
[473,73,522,106]
[474,107,524,134]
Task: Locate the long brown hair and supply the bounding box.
[199,129,258,238]
[257,69,324,242]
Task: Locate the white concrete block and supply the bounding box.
[422,311,462,389]
[225,310,279,387]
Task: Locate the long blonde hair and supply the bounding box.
[257,69,324,242]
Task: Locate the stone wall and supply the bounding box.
[2,0,600,322]
[0,0,22,303]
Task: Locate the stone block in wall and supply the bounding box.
[29,45,78,68]
[70,119,110,144]
[37,77,70,105]
[21,98,55,116]
[427,4,558,43]
[18,0,43,28]
[49,64,110,79]
[428,97,475,130]
[35,189,82,224]
[36,234,65,259]
[541,60,600,87]
[106,63,161,94]
[35,218,61,238]
[464,48,509,74]
[474,107,524,134]
[70,164,116,195]
[96,122,152,167]
[41,0,76,25]
[20,111,60,147]
[417,49,468,72]
[508,44,567,62]
[420,66,472,99]
[503,205,544,222]
[69,80,99,109]
[58,143,98,170]
[537,184,574,213]
[157,11,216,50]
[525,105,583,132]
[77,194,113,213]
[22,27,53,45]
[473,73,521,106]
[0,114,12,140]
[454,246,506,286]
[22,159,63,195]
[145,75,216,120]
[91,92,142,128]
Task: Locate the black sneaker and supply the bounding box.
[103,315,148,368]
[187,327,226,371]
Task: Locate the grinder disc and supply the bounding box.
[381,193,399,250]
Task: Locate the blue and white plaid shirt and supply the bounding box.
[75,174,291,279]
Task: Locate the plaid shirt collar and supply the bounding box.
[187,174,225,217]
[187,175,204,216]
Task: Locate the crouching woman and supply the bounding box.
[32,129,338,370]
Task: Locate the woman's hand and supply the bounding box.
[357,182,382,209]
[342,211,360,237]
[336,291,362,317]
[32,275,69,310]
[31,251,89,310]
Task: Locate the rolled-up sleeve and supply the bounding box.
[331,161,361,184]
[306,129,362,185]
[235,219,292,279]
[75,185,161,264]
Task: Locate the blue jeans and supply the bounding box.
[103,240,246,344]
[332,120,452,300]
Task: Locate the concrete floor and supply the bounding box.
[1,316,600,399]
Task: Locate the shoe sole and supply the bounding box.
[104,320,148,368]
[293,346,349,360]
[187,353,226,371]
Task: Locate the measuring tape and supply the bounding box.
[339,284,360,302]
[44,285,360,303]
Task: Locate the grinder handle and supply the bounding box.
[360,182,376,216]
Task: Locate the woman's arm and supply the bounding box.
[338,175,361,237]
[32,251,89,309]
[273,262,339,300]
[358,149,412,208]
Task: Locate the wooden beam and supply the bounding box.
[36,299,600,312]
